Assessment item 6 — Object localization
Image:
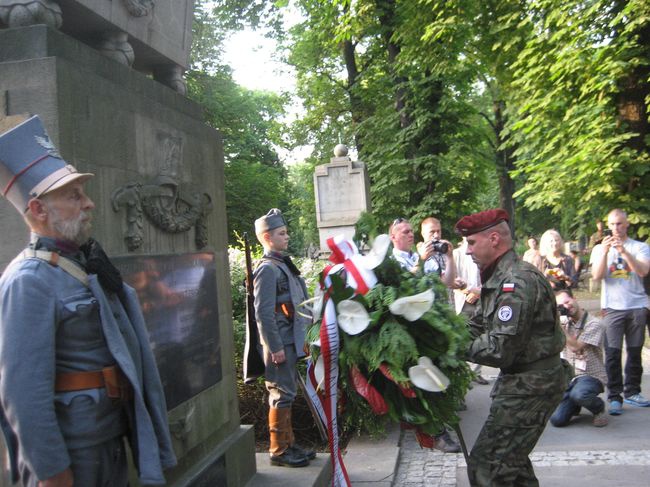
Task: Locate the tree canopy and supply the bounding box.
[193,0,650,244]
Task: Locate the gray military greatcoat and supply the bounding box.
[0,246,176,485]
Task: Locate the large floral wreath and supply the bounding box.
[304,235,472,486]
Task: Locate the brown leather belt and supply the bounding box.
[55,365,132,401]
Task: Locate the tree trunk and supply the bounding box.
[493,99,516,236]
[616,14,649,194]
[375,0,411,129]
[341,38,366,153]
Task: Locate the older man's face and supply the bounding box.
[391,221,414,252]
[42,181,95,245]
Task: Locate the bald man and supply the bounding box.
[590,209,650,413]
[455,209,570,487]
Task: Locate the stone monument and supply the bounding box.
[314,144,372,251]
[0,2,255,486]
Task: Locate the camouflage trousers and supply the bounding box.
[467,392,562,487]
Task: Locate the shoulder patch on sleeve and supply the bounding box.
[502,282,515,292]
[497,305,513,321]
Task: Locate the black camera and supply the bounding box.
[603,229,613,237]
[558,305,569,316]
[431,240,449,254]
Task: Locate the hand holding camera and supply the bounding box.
[602,228,622,251]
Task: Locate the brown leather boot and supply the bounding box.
[269,407,309,467]
[287,408,316,460]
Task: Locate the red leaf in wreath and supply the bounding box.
[349,365,389,415]
[378,362,417,398]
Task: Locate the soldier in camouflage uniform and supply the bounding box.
[454,209,571,487]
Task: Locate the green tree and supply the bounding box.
[188,1,293,243]
[507,0,650,237]
[286,0,497,233]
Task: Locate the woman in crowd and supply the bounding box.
[539,229,578,290]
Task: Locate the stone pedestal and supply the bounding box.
[0,25,254,487]
[314,145,371,251]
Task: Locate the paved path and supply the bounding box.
[394,346,650,487]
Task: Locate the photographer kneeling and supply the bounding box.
[551,289,608,427]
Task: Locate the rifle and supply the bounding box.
[242,232,265,383]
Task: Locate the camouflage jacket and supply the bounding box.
[466,249,569,396]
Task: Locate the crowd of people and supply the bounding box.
[0,115,648,487]
[387,209,649,486]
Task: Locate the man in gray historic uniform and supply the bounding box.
[252,209,314,467]
[0,114,176,486]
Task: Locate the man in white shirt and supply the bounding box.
[589,209,650,414]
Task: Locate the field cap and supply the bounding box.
[0,114,93,213]
[454,209,510,236]
[255,208,287,234]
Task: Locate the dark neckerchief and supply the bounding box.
[31,235,124,294]
[30,234,85,265]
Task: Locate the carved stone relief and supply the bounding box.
[111,175,213,251]
[122,0,154,17]
[153,64,187,95]
[97,31,135,66]
[0,0,62,29]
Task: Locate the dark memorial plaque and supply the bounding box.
[114,253,222,409]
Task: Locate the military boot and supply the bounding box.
[269,407,309,467]
[287,408,316,460]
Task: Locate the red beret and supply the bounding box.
[454,209,510,236]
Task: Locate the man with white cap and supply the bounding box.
[0,115,176,486]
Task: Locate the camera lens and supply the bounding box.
[432,240,449,254]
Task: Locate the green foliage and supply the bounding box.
[506,0,650,237]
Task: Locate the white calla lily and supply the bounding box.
[359,234,391,269]
[408,356,450,392]
[336,299,371,335]
[389,289,435,321]
[313,355,325,390]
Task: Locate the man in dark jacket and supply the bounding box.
[455,209,570,487]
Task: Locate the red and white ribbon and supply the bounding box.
[305,235,385,486]
[306,297,350,486]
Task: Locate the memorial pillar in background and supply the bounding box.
[0,2,255,486]
[314,144,372,252]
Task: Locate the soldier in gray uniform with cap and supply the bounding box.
[0,114,176,486]
[253,209,314,467]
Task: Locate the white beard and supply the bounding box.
[47,207,92,245]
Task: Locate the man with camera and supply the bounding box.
[417,217,457,288]
[589,209,650,414]
[388,217,462,454]
[551,290,608,427]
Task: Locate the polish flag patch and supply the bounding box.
[502,283,515,292]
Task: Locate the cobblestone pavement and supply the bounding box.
[394,430,650,486]
[393,432,650,487]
